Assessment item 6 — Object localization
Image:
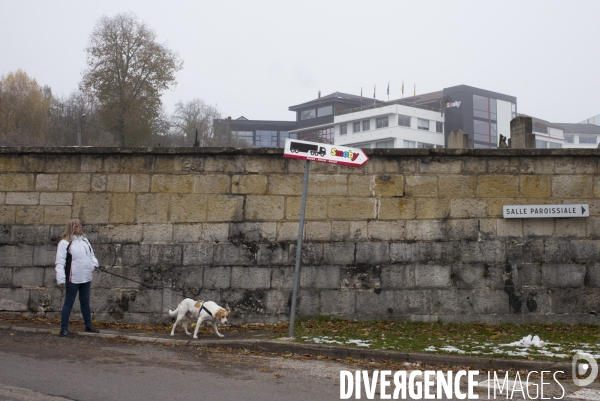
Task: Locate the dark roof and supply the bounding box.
[517,114,564,130]
[396,90,443,106]
[554,123,600,134]
[288,91,383,111]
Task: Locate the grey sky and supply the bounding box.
[1,0,598,123]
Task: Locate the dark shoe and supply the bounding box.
[85,326,100,333]
[59,330,74,338]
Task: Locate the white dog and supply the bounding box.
[168,299,229,338]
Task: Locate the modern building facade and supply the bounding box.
[556,122,600,148]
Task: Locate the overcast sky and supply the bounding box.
[1,0,599,123]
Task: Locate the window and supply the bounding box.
[279,131,296,147]
[317,105,333,117]
[417,119,429,131]
[403,140,415,148]
[536,140,548,149]
[353,122,361,133]
[473,95,489,119]
[418,143,435,148]
[256,130,278,147]
[376,116,389,128]
[232,131,254,146]
[564,135,574,144]
[533,123,548,134]
[297,128,334,144]
[362,120,370,131]
[300,109,316,120]
[436,121,443,133]
[579,136,597,144]
[549,142,562,149]
[398,115,411,127]
[375,140,394,148]
[511,103,517,119]
[340,124,347,135]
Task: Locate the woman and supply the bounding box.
[55,219,100,337]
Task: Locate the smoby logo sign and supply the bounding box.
[573,352,598,386]
[331,147,360,162]
[446,101,461,108]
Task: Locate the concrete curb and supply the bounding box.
[0,323,573,374]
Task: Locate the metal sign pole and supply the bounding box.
[289,159,310,338]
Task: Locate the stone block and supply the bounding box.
[257,243,289,265]
[582,288,600,314]
[155,155,182,173]
[91,174,106,192]
[36,174,58,191]
[415,199,450,219]
[390,242,431,264]
[307,174,347,196]
[45,156,79,173]
[136,194,169,223]
[520,176,551,198]
[0,174,35,191]
[543,238,572,263]
[98,225,143,244]
[488,158,520,174]
[587,263,600,287]
[33,244,57,266]
[473,290,509,314]
[485,198,514,217]
[58,174,91,192]
[328,197,376,220]
[173,224,203,243]
[550,288,581,314]
[12,267,44,287]
[107,174,130,192]
[80,156,103,173]
[6,192,39,205]
[348,175,373,197]
[365,158,401,174]
[151,174,193,193]
[10,225,48,245]
[430,290,465,315]
[15,206,44,224]
[204,156,246,173]
[206,195,244,222]
[451,265,487,289]
[570,240,600,262]
[438,175,476,198]
[72,193,110,224]
[477,175,518,198]
[182,244,214,266]
[170,194,207,223]
[214,244,256,266]
[297,290,320,316]
[277,222,300,242]
[0,205,17,224]
[231,267,271,289]
[300,266,341,289]
[405,220,444,240]
[290,243,323,265]
[44,206,72,224]
[130,174,150,193]
[331,221,367,241]
[120,244,150,266]
[94,243,119,267]
[231,174,267,195]
[319,290,355,316]
[393,290,430,314]
[587,217,600,238]
[246,157,285,173]
[523,219,554,237]
[542,264,586,288]
[125,290,164,313]
[380,265,415,289]
[109,193,136,224]
[372,174,403,197]
[149,245,183,266]
[377,198,414,220]
[264,290,292,315]
[497,219,523,237]
[267,174,303,195]
[305,221,331,241]
[121,156,153,173]
[463,159,487,174]
[181,156,204,173]
[203,266,231,289]
[552,175,594,198]
[356,290,395,315]
[505,239,544,262]
[230,222,277,242]
[271,267,294,289]
[285,196,328,220]
[367,221,405,241]
[341,265,380,290]
[193,174,230,194]
[0,155,26,172]
[245,196,284,220]
[515,263,542,287]
[201,223,229,242]
[460,241,505,264]
[444,219,478,240]
[0,288,30,311]
[39,193,72,206]
[419,159,462,174]
[103,156,121,173]
[356,242,389,264]
[405,175,438,197]
[323,242,355,265]
[414,265,452,288]
[142,224,173,242]
[555,157,596,174]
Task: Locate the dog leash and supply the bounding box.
[95,267,187,298]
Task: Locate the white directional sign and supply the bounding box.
[503,204,589,218]
[283,139,369,167]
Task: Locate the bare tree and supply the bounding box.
[80,12,183,146]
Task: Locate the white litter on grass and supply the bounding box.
[503,334,546,348]
[346,339,371,347]
[424,346,437,352]
[439,346,466,354]
[306,336,343,345]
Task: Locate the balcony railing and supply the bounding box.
[336,99,442,116]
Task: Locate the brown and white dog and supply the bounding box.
[168,299,229,338]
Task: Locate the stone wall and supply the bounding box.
[1,147,600,325]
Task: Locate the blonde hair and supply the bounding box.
[60,219,83,242]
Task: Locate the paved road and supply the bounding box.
[0,329,343,401]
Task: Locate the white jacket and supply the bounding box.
[55,236,99,284]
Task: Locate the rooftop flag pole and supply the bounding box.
[402,81,404,99]
[360,87,362,107]
[413,83,416,106]
[373,85,376,106]
[387,82,389,101]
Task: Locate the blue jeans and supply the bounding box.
[61,281,92,332]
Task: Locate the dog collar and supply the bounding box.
[201,304,213,317]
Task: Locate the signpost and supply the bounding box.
[503,204,589,219]
[284,139,368,337]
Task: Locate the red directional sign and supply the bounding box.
[283,139,369,167]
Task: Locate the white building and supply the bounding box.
[580,113,600,126]
[334,102,445,149]
[556,123,600,149]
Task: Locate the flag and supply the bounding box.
[387,82,389,96]
[414,83,416,97]
[360,87,362,104]
[402,81,404,98]
[373,85,376,105]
